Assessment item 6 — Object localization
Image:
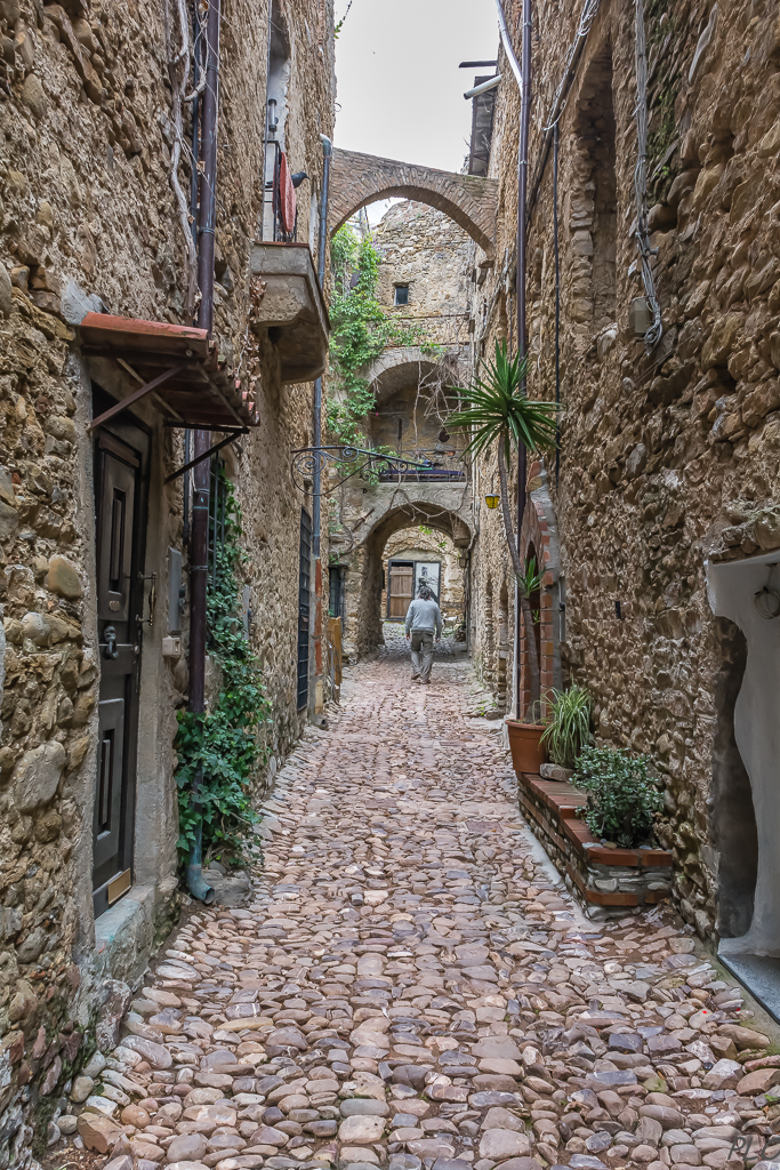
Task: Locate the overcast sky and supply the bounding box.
[334,0,499,176]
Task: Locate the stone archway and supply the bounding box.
[329,149,498,257]
[349,500,472,658]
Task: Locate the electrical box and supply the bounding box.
[629,296,652,337]
[162,635,182,659]
[168,548,183,633]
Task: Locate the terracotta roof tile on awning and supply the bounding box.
[80,313,258,431]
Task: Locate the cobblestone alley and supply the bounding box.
[68,646,777,1170]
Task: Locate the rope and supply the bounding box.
[633,0,663,350]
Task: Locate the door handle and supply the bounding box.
[102,626,119,659]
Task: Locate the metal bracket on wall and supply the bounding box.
[290,445,432,494]
[164,428,249,483]
[88,365,186,432]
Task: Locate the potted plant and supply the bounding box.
[573,746,663,848]
[448,341,557,774]
[539,685,592,779]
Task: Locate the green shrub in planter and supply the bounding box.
[573,746,663,848]
[540,685,592,768]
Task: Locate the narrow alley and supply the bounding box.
[69,647,772,1170]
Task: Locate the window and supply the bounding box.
[393,284,409,307]
[574,43,617,334]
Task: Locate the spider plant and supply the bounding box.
[447,341,557,710]
[540,685,593,769]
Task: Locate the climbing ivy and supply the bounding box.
[326,225,439,449]
[175,472,271,868]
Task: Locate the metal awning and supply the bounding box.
[79,313,259,432]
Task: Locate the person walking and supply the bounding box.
[405,583,443,684]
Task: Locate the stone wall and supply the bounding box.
[470,0,780,937]
[0,0,334,1160]
[373,200,474,352]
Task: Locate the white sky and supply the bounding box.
[334,0,499,178]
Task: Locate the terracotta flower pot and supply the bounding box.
[505,718,546,775]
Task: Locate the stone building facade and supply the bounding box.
[469,0,780,954]
[0,0,334,1161]
[327,201,475,660]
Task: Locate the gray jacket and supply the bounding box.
[405,597,442,637]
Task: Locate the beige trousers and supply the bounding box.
[410,629,435,681]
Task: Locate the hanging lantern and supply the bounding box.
[484,494,500,510]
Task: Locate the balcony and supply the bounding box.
[249,242,330,384]
[377,448,467,483]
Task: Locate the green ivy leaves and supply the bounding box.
[326,226,437,448]
[175,474,272,869]
[573,745,663,849]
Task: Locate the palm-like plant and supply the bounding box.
[448,341,557,712]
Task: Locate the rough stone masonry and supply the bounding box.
[0,0,334,1162]
[470,0,780,938]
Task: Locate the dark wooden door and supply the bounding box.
[93,428,147,916]
[388,561,414,619]
[297,508,311,710]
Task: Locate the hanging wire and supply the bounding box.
[633,0,663,350]
[544,0,601,132]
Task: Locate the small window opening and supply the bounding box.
[574,42,617,334]
[393,284,410,307]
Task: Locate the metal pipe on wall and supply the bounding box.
[311,134,332,561]
[513,0,532,721]
[187,0,221,905]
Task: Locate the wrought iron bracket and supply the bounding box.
[290,445,432,493]
[165,428,249,483]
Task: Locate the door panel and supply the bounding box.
[93,426,147,916]
[388,562,414,619]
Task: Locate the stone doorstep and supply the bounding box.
[516,772,673,911]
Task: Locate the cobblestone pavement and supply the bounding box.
[66,647,777,1170]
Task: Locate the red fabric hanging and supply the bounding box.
[278,151,297,236]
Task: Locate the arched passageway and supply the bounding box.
[329,148,498,257]
[352,502,471,658]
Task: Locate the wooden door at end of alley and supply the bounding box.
[387,561,414,619]
[93,426,148,917]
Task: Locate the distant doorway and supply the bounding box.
[387,561,414,619]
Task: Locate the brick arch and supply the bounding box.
[329,149,498,258]
[518,464,562,718]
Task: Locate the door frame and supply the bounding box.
[92,387,151,916]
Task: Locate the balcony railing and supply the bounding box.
[377,448,467,483]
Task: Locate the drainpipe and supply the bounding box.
[186,0,221,905]
[308,134,332,714]
[312,133,332,558]
[513,0,532,721]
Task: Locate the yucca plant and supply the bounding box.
[540,685,592,769]
[448,341,557,709]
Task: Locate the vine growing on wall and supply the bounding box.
[326,225,439,449]
[175,473,271,867]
